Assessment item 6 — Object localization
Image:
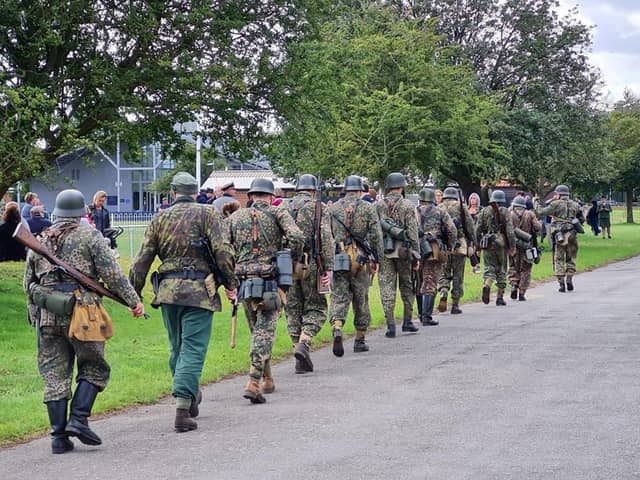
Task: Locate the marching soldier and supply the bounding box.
[377,172,420,338]
[437,186,475,315]
[508,196,542,301]
[130,172,237,432]
[328,175,383,355]
[226,178,303,403]
[24,189,144,453]
[534,185,585,292]
[284,174,334,374]
[416,188,457,326]
[476,190,516,306]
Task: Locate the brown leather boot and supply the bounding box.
[261,376,275,394]
[437,290,448,312]
[243,378,266,404]
[496,289,506,306]
[175,408,197,433]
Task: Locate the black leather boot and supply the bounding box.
[402,316,419,332]
[421,295,438,326]
[294,342,314,372]
[384,313,396,338]
[482,285,491,304]
[353,338,369,352]
[46,400,74,454]
[450,302,462,314]
[65,381,102,446]
[416,295,423,317]
[566,276,574,291]
[558,278,566,292]
[189,388,202,418]
[332,324,344,358]
[510,285,518,300]
[496,288,507,306]
[175,408,198,432]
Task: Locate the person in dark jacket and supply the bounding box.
[0,202,27,261]
[586,199,600,236]
[27,205,52,236]
[87,190,115,247]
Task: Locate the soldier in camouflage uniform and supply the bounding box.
[328,175,383,355]
[534,184,585,292]
[130,172,237,432]
[226,178,304,403]
[437,186,475,315]
[416,188,457,326]
[508,196,541,301]
[24,189,144,453]
[476,190,516,306]
[376,172,420,338]
[284,174,334,374]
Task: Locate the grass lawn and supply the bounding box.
[1,215,639,445]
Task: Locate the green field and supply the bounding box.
[0,214,639,445]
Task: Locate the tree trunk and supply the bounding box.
[626,188,634,223]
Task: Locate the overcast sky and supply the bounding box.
[559,0,640,104]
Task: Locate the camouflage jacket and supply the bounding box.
[440,199,475,244]
[535,198,585,230]
[24,218,140,327]
[416,204,457,248]
[329,193,383,261]
[510,209,541,235]
[476,205,517,249]
[225,199,304,274]
[376,192,419,253]
[285,192,335,271]
[130,197,237,312]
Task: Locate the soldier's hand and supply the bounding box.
[225,288,238,302]
[370,261,379,274]
[412,261,420,271]
[509,248,516,257]
[320,271,332,288]
[130,302,145,318]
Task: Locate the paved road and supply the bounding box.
[2,257,640,479]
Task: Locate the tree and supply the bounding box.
[607,89,640,223]
[389,0,601,192]
[268,4,504,188]
[0,0,318,196]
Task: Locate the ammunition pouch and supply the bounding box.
[479,234,494,250]
[383,233,395,254]
[293,252,311,281]
[235,263,276,279]
[68,290,114,342]
[240,277,265,300]
[29,283,76,317]
[453,237,467,256]
[515,238,531,251]
[244,279,282,311]
[428,240,447,262]
[150,271,160,295]
[525,247,541,264]
[334,252,351,272]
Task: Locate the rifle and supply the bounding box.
[13,223,144,314]
[490,203,511,250]
[313,179,330,294]
[331,214,379,264]
[199,237,227,288]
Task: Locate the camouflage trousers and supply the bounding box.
[508,251,534,291]
[285,264,328,343]
[420,259,444,295]
[554,237,578,276]
[378,257,414,322]
[482,247,508,289]
[38,324,110,402]
[244,301,281,380]
[437,254,466,302]
[329,269,372,331]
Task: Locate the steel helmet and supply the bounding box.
[442,187,459,200]
[489,190,506,204]
[385,172,407,189]
[295,174,318,191]
[53,189,86,217]
[248,178,275,195]
[511,196,527,209]
[343,175,364,192]
[555,184,570,196]
[419,188,436,204]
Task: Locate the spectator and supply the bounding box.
[21,192,38,219]
[361,183,376,203]
[157,197,171,212]
[586,199,601,236]
[196,188,209,204]
[205,188,215,204]
[468,193,482,273]
[271,188,284,206]
[597,196,612,239]
[435,189,443,204]
[27,205,52,236]
[0,202,27,261]
[212,181,238,212]
[87,191,111,236]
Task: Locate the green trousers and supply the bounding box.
[161,305,213,402]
